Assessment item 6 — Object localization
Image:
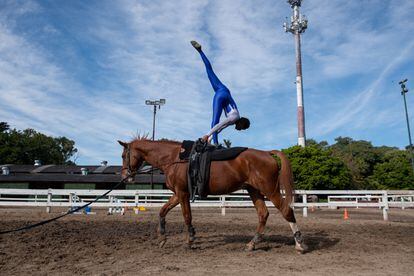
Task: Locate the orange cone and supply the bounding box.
[343,208,349,220]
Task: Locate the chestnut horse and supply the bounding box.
[118,138,307,252]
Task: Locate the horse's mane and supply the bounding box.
[129,133,181,145]
[130,133,150,142]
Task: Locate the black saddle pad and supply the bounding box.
[179,140,247,161]
[210,147,248,161]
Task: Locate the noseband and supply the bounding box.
[124,145,137,177]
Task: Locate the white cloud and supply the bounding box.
[1,0,414,165]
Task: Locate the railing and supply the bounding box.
[0,189,413,220]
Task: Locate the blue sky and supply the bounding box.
[1,0,414,165]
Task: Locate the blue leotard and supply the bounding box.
[198,50,239,144]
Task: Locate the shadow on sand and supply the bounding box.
[195,230,339,252]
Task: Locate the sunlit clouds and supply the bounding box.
[0,0,413,164]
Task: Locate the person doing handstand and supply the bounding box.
[191,40,250,145]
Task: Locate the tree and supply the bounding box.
[367,150,414,189]
[329,137,388,189]
[0,122,9,133]
[306,138,328,149]
[281,145,352,190]
[0,124,77,165]
[223,139,232,149]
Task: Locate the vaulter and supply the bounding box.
[191,40,250,145]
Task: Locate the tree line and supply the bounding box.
[281,137,414,190]
[1,122,412,190]
[0,122,77,165]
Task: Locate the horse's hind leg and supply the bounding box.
[267,192,308,253]
[246,187,269,251]
[158,194,179,247]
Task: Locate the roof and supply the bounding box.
[0,164,165,184]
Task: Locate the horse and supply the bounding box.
[118,137,307,252]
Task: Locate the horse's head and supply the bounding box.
[118,140,145,182]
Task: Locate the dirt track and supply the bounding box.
[0,207,413,275]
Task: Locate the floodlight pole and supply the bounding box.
[152,105,157,141]
[145,99,166,189]
[399,79,414,173]
[284,0,308,147]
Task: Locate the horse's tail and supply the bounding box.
[269,150,294,217]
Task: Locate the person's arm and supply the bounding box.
[206,110,239,137]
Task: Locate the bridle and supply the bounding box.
[122,144,188,177]
[122,144,136,177]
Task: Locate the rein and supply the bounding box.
[0,171,138,235]
[0,143,188,235]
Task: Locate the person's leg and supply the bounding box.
[199,51,226,92]
[210,95,223,145]
[191,41,226,92]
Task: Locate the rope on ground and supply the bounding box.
[0,174,135,235]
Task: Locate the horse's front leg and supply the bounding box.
[158,194,179,247]
[178,191,196,248]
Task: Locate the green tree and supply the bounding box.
[306,138,328,149]
[0,122,9,132]
[329,137,389,188]
[0,124,77,165]
[281,145,352,190]
[367,150,414,189]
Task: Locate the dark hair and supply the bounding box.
[235,117,250,130]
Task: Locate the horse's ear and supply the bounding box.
[118,140,128,147]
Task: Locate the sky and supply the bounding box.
[0,0,414,165]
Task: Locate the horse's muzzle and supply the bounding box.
[121,172,134,183]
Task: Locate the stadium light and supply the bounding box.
[284,0,308,147]
[399,79,414,173]
[145,98,166,189]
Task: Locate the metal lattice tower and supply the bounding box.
[284,0,308,147]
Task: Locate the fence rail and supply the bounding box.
[0,189,413,220]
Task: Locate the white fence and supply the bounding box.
[0,189,413,220]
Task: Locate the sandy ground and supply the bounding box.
[0,206,413,276]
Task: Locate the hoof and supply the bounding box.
[295,242,308,254]
[187,243,196,250]
[246,242,255,252]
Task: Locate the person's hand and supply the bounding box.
[202,135,209,142]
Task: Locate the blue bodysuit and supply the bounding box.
[198,50,240,145]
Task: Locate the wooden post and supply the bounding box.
[221,196,226,216]
[46,188,52,213]
[302,194,307,217]
[108,195,113,214]
[69,192,73,207]
[134,192,139,207]
[382,191,389,221]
